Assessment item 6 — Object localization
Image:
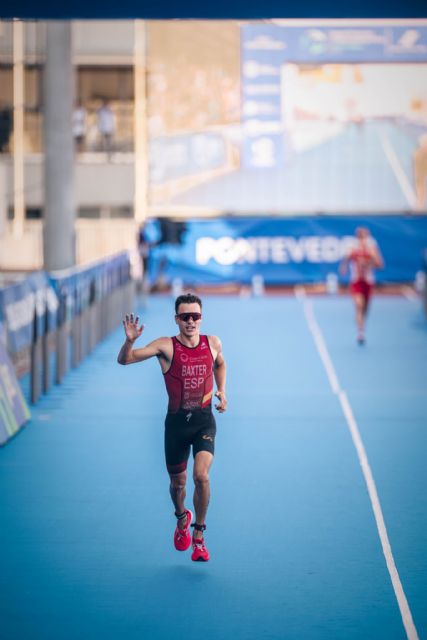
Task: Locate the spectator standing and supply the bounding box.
[96,100,116,154]
[72,101,87,153]
[0,105,12,153]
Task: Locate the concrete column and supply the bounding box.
[13,20,25,238]
[134,20,148,225]
[43,21,76,271]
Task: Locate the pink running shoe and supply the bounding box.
[191,537,210,562]
[174,509,193,551]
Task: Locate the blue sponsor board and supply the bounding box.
[241,26,286,169]
[149,215,427,285]
[49,252,131,319]
[0,280,34,354]
[0,339,31,445]
[0,273,58,354]
[27,272,59,337]
[242,24,427,66]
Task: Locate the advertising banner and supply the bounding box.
[0,340,31,445]
[0,273,59,354]
[50,252,131,319]
[149,215,427,285]
[0,280,34,354]
[27,272,59,337]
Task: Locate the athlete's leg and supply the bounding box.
[358,282,372,344]
[352,292,365,339]
[169,467,193,552]
[169,470,188,528]
[362,283,372,317]
[192,451,214,539]
[165,414,191,531]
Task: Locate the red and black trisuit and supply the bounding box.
[349,246,375,305]
[163,335,216,475]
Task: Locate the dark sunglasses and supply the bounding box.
[177,312,202,322]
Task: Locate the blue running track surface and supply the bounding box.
[1,293,426,639]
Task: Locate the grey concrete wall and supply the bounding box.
[0,156,134,209]
[0,20,134,64]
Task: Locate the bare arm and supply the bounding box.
[210,336,227,413]
[117,313,169,365]
[370,243,384,269]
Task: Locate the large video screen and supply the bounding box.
[146,21,427,215]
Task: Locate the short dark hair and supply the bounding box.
[175,293,202,314]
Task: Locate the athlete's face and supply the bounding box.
[175,303,202,337]
[356,227,369,242]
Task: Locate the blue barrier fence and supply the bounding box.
[0,252,134,446]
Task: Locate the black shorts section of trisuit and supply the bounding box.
[164,408,216,473]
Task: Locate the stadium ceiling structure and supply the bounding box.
[1,0,426,19]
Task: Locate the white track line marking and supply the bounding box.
[380,132,417,209]
[296,287,419,640]
[302,295,340,394]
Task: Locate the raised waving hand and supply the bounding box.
[123,313,144,342]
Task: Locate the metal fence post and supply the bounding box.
[30,312,42,404]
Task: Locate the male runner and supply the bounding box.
[117,293,227,562]
[339,227,384,345]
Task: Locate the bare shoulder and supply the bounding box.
[153,336,173,356]
[207,335,223,358]
[207,334,222,348]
